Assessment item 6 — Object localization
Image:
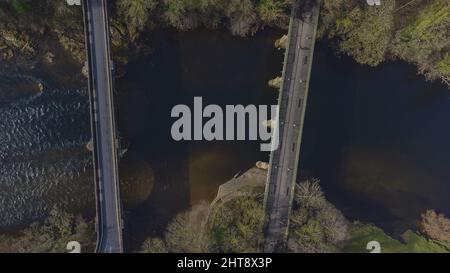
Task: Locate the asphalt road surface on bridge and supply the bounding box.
[84,0,123,253]
[264,0,320,252]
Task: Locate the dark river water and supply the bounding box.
[116,29,281,248]
[301,44,450,234]
[0,28,449,250]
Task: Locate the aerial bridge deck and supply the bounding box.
[82,0,123,253]
[263,0,321,252]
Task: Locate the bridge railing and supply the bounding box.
[101,0,124,252]
[81,0,104,253]
[263,0,300,219]
[81,0,123,253]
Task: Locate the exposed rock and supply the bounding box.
[268,76,282,89]
[81,62,89,78]
[85,140,93,152]
[262,119,277,129]
[275,35,288,49]
[43,51,55,64]
[256,161,269,170]
[37,83,44,92]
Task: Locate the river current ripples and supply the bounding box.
[0,73,94,230]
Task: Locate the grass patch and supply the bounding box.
[10,0,30,14]
[343,222,450,253]
[399,0,450,43]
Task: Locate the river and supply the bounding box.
[116,29,282,248]
[301,43,450,234]
[0,28,448,250]
[0,48,95,231]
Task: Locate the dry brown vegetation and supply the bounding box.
[418,210,450,244]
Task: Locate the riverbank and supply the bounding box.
[0,208,95,253]
[319,0,450,87]
[0,2,84,69]
[0,1,139,74]
[0,0,291,73]
[1,1,448,87]
[139,165,450,253]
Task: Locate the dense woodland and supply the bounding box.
[1,0,449,85]
[320,0,450,85]
[113,0,450,84]
[115,0,294,37]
